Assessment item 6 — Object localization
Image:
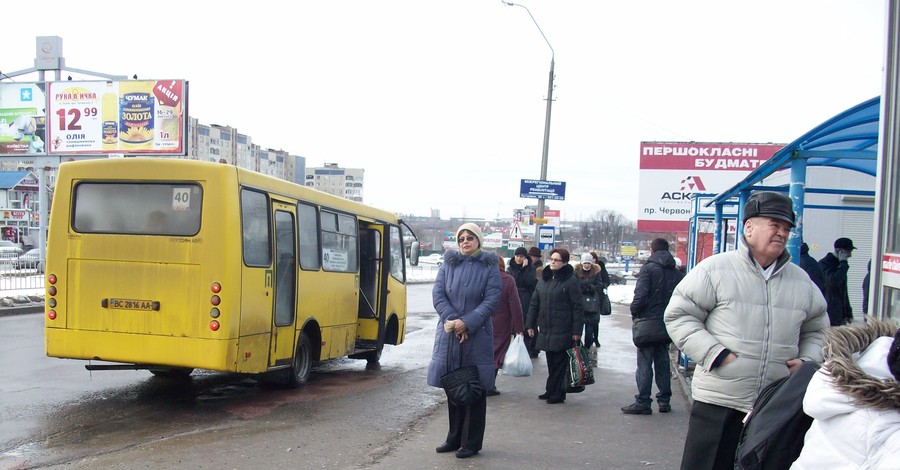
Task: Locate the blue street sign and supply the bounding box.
[520,179,566,200]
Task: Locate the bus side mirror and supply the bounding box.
[409,242,420,266]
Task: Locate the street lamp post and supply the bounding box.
[504,1,555,221]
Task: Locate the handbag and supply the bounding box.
[599,289,612,316]
[566,340,595,388]
[439,331,484,406]
[632,316,670,347]
[500,334,532,377]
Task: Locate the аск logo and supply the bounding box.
[680,176,706,191]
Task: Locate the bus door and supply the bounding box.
[357,222,387,346]
[269,202,298,366]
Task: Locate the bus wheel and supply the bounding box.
[288,333,312,388]
[361,347,382,364]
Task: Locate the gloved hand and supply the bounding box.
[837,250,849,262]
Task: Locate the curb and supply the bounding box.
[0,303,43,317]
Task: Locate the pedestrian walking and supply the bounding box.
[427,223,501,459]
[622,238,683,415]
[664,191,828,470]
[525,248,585,405]
[862,259,872,315]
[489,256,525,396]
[819,237,856,326]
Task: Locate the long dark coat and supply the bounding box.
[506,259,537,322]
[491,271,525,369]
[819,252,853,326]
[575,263,605,323]
[427,249,502,391]
[525,263,585,352]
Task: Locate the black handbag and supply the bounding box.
[439,331,483,406]
[631,316,670,346]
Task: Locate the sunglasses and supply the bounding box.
[458,236,476,243]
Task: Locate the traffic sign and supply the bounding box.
[538,226,555,250]
[510,222,523,240]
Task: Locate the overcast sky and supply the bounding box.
[2,0,886,222]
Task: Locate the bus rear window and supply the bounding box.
[72,182,203,236]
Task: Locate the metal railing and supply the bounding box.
[0,259,45,293]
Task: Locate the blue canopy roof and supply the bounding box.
[710,96,880,204]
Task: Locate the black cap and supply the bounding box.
[743,191,795,227]
[514,247,528,256]
[834,237,856,251]
[800,242,810,254]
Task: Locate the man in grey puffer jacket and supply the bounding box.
[664,191,828,470]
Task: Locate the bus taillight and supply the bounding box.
[211,282,221,293]
[209,320,220,331]
[48,274,57,284]
[48,310,56,320]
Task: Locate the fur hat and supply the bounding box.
[527,246,542,257]
[456,222,484,247]
[580,253,593,264]
[743,191,795,227]
[514,247,528,257]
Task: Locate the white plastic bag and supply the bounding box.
[500,334,533,377]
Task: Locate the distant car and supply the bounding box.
[419,253,444,266]
[13,248,44,272]
[609,270,628,285]
[0,240,24,265]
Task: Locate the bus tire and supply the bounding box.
[361,347,382,364]
[288,332,312,388]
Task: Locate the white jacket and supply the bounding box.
[791,322,900,469]
[664,237,828,412]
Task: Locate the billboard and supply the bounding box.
[46,79,187,156]
[0,83,47,156]
[637,142,783,232]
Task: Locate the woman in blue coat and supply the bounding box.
[426,223,501,459]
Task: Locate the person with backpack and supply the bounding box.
[790,319,900,469]
[664,191,829,470]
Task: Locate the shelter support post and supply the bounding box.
[788,156,808,264]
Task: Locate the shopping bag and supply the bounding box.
[566,340,595,387]
[500,334,533,377]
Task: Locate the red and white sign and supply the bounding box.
[637,142,784,232]
[881,253,900,289]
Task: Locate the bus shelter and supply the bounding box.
[694,96,879,265]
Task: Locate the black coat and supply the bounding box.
[799,251,826,296]
[575,263,605,321]
[507,260,537,321]
[525,263,585,352]
[630,250,683,345]
[819,252,853,326]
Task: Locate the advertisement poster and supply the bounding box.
[0,83,47,156]
[47,80,187,155]
[637,142,783,232]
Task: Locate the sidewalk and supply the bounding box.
[368,309,691,470]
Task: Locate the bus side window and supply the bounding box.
[241,189,271,267]
[297,202,320,270]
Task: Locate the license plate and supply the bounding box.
[109,298,155,311]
